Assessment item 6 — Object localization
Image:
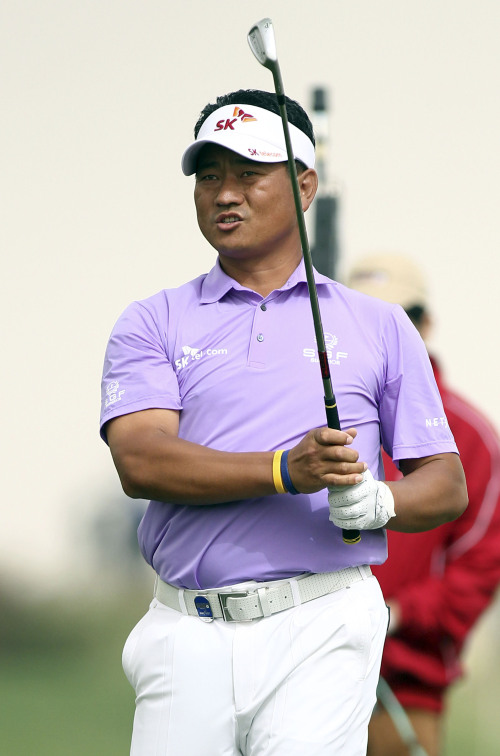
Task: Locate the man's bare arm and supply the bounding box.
[105,408,365,505]
[385,453,468,532]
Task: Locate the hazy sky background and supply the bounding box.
[2,0,499,589]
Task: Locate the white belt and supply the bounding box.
[154,565,372,622]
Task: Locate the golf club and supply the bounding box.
[248,18,361,545]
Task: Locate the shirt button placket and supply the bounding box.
[248,301,268,368]
[257,301,267,343]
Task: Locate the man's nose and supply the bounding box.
[216,175,244,205]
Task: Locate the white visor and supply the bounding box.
[181,104,315,176]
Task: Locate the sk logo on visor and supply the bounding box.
[214,107,257,132]
[232,107,257,122]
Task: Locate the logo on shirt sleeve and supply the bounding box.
[425,416,449,428]
[105,380,125,408]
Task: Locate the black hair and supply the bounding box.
[405,305,426,328]
[193,89,316,150]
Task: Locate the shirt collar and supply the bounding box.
[200,258,335,304]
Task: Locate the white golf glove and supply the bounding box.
[328,469,396,530]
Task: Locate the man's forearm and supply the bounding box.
[386,453,467,532]
[112,429,276,504]
[106,409,366,505]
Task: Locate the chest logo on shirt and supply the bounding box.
[302,332,348,366]
[175,344,228,371]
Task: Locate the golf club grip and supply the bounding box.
[324,399,361,545]
[325,398,341,431]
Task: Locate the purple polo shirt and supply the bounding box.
[100,260,457,589]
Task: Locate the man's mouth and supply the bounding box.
[216,214,242,229]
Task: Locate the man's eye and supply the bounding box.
[197,173,217,182]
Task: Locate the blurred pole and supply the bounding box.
[310,87,340,280]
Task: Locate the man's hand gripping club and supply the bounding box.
[287,427,396,531]
[328,468,396,530]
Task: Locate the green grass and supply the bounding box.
[444,599,500,756]
[1,588,499,755]
[0,591,145,756]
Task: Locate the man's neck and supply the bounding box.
[218,251,302,298]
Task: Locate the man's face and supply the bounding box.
[193,144,300,261]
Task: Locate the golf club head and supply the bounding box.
[247,18,277,71]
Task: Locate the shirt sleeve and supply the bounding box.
[100,299,181,443]
[378,306,458,463]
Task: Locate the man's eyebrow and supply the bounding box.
[196,159,219,172]
[196,156,262,172]
[234,157,261,167]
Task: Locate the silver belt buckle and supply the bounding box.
[218,591,251,622]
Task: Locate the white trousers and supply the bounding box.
[122,574,388,755]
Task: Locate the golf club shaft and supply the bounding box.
[266,55,360,546]
[270,68,339,427]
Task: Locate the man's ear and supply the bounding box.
[298,169,318,211]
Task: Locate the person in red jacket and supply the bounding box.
[348,254,500,756]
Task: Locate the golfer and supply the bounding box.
[100,89,467,755]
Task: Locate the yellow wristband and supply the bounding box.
[273,450,287,494]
